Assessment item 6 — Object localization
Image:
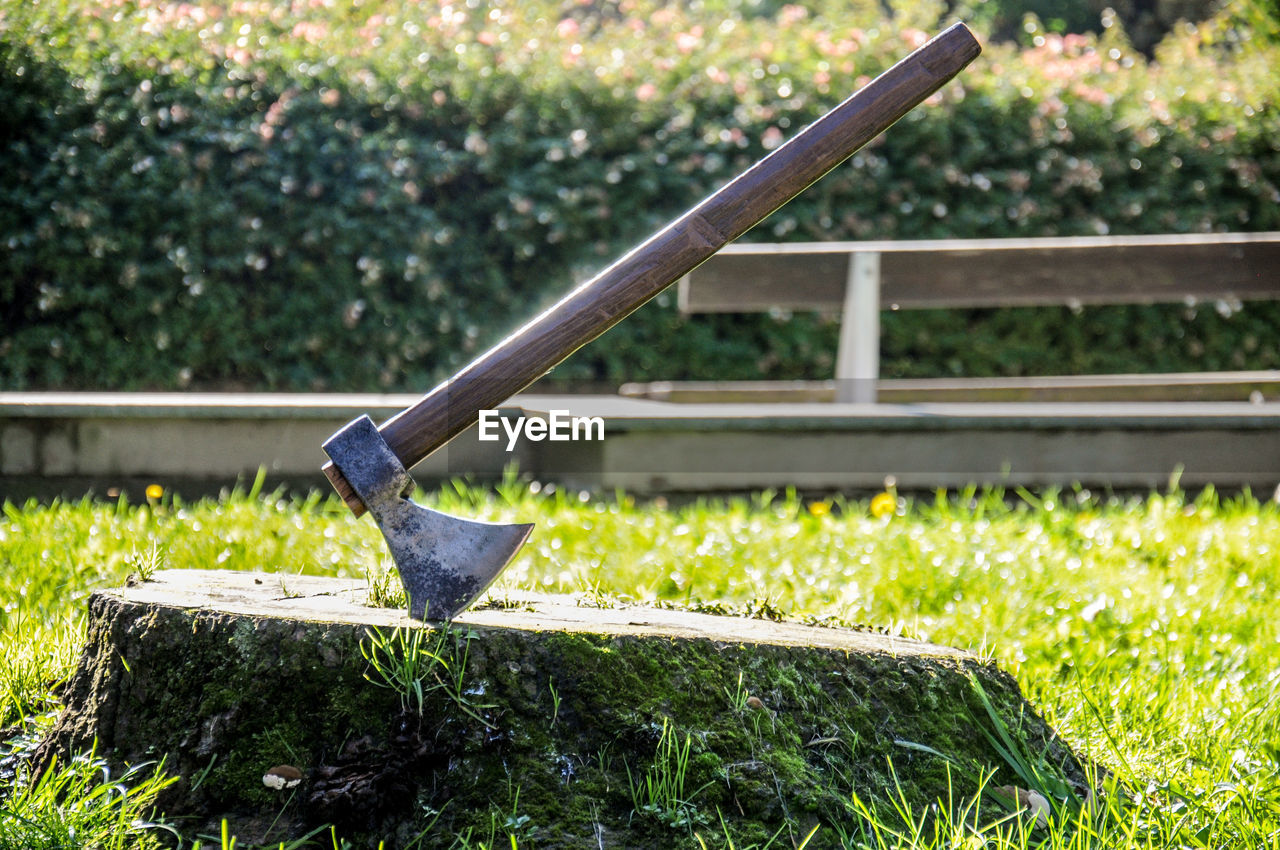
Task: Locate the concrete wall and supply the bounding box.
[3,393,1278,499]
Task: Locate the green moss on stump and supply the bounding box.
[38,570,1086,848]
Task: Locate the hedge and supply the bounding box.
[1,0,1278,391]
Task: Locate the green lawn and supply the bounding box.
[1,477,1278,848]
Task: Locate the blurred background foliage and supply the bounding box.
[1,0,1277,391]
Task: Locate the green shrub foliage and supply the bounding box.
[1,0,1278,390]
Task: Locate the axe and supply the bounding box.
[322,23,981,620]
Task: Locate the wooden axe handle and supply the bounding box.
[326,22,981,514]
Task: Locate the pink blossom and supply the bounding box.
[779,4,807,25]
[264,99,286,125]
[675,27,703,54]
[291,21,328,43]
[160,4,208,25]
[816,32,858,57]
[1071,83,1110,106]
[1037,97,1066,115]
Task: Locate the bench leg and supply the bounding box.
[836,251,881,403]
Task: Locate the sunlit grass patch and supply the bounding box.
[0,747,178,850]
[1,478,1277,847]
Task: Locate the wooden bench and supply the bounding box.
[675,232,1280,402]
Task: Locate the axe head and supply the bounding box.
[323,415,533,620]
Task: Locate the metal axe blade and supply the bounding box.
[323,415,533,620]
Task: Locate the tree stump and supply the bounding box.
[39,570,1086,848]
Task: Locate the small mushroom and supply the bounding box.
[262,764,303,791]
[1025,790,1051,828]
[995,785,1050,829]
[745,696,766,711]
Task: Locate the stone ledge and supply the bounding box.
[5,394,1280,498]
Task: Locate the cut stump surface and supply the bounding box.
[40,569,1086,848]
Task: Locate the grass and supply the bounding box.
[360,624,495,728]
[626,716,712,830]
[1,477,1278,847]
[0,746,179,850]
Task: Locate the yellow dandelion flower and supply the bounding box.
[807,501,831,517]
[145,483,164,501]
[870,491,896,518]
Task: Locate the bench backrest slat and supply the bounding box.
[679,232,1280,312]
